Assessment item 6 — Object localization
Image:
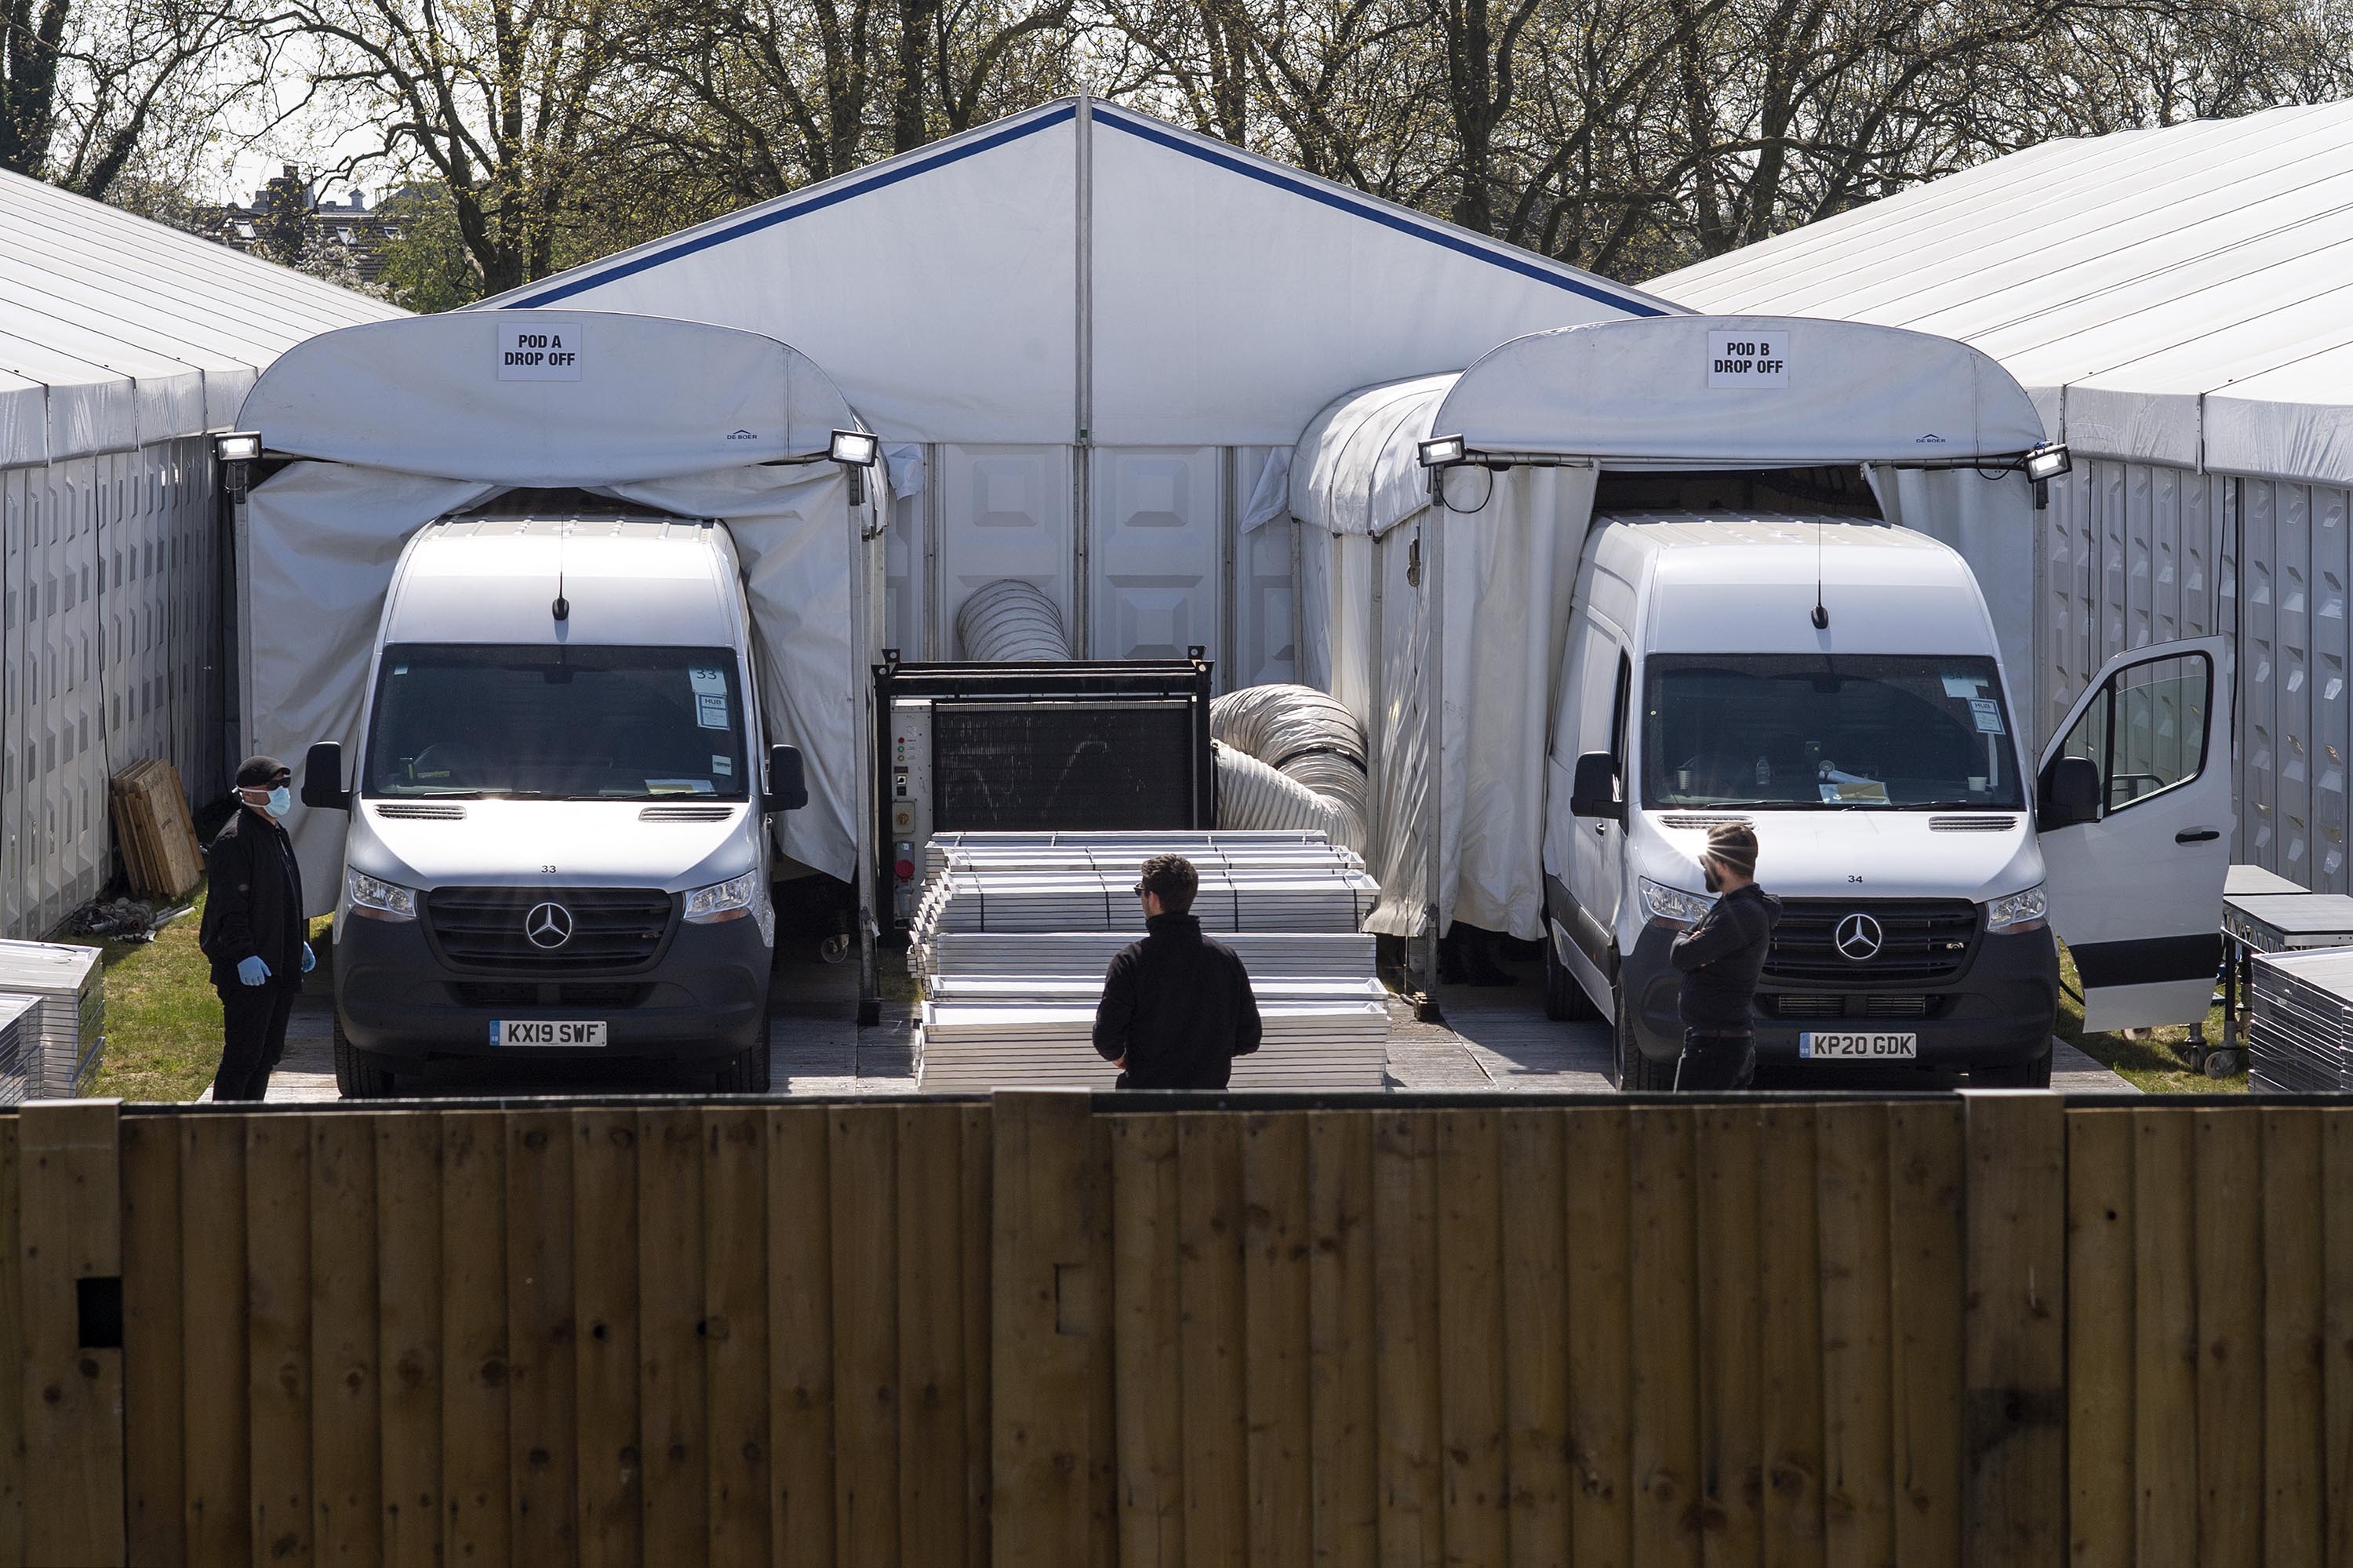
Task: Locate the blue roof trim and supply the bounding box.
[502,104,1079,307]
[1092,107,1670,318]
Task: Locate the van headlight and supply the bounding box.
[1984,883,2047,934]
[684,870,761,924]
[347,868,418,922]
[1639,877,1715,928]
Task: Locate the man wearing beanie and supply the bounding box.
[197,755,315,1101]
[1666,823,1780,1090]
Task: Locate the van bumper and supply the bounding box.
[1620,923,2060,1071]
[333,911,769,1062]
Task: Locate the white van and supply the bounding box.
[1542,511,2229,1088]
[300,508,808,1095]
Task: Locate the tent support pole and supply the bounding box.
[1417,511,1445,1018]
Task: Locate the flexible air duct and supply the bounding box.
[956,578,1071,661]
[1212,742,1350,845]
[1211,684,1369,852]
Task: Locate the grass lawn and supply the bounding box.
[2055,940,2243,1094]
[56,881,335,1103]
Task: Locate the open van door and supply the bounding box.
[2035,637,2231,1031]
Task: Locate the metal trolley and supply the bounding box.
[2215,866,2353,1076]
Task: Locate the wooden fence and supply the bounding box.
[0,1093,2344,1566]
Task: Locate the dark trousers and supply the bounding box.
[213,982,296,1101]
[1677,1029,1757,1091]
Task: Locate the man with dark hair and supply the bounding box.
[1093,854,1264,1089]
[1667,822,1780,1090]
[198,755,316,1101]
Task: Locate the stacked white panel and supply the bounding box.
[0,940,104,1097]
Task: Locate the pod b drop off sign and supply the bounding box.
[1708,329,1787,387]
[498,317,586,381]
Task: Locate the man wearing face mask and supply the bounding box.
[198,755,315,1101]
[1667,823,1780,1090]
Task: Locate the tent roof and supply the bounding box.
[240,310,862,486]
[1647,100,2353,485]
[0,167,402,467]
[486,99,1677,446]
[1291,316,2046,537]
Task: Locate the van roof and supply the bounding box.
[1592,510,1997,657]
[384,517,740,646]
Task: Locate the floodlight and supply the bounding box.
[213,431,262,464]
[2023,443,2071,483]
[1417,434,1467,468]
[829,429,881,468]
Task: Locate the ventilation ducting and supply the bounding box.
[955,579,1071,661]
[1209,684,1369,853]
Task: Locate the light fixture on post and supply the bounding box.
[213,430,262,501]
[2021,442,2071,509]
[829,428,881,507]
[1417,433,1467,504]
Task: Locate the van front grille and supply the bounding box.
[1764,900,1979,984]
[426,886,675,972]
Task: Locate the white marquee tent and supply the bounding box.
[0,167,398,937]
[486,98,1677,689]
[1651,99,2353,890]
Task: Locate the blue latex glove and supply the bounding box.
[236,955,271,987]
[300,942,317,974]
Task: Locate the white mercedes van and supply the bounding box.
[1543,512,2229,1088]
[300,507,807,1095]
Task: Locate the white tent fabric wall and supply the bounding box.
[1646,100,2353,893]
[0,167,398,939]
[485,100,1671,687]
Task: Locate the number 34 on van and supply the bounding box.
[497,318,587,382]
[1708,329,1788,387]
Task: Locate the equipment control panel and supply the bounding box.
[886,699,933,923]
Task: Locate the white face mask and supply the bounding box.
[266,785,293,817]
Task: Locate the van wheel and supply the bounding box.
[1544,930,1601,1021]
[715,1039,772,1094]
[333,1018,395,1099]
[1613,990,1676,1091]
[1971,1044,2053,1088]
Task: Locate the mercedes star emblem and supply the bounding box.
[525,900,575,949]
[1835,912,1884,962]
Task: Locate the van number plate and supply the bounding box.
[493,1020,608,1048]
[1799,1031,1917,1060]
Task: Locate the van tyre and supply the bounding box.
[1544,931,1600,1022]
[1613,989,1676,1091]
[333,1017,395,1099]
[715,1039,772,1094]
[1971,1044,2053,1088]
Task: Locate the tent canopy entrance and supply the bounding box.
[1286,315,2051,951]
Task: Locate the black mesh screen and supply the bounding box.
[932,703,1197,831]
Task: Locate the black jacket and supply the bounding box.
[198,806,308,991]
[1093,912,1264,1090]
[1669,882,1780,1034]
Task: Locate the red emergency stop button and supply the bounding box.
[895,858,915,881]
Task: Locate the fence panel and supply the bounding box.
[0,1094,2332,1567]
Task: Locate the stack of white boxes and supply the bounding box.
[0,941,105,1097]
[910,833,1391,1090]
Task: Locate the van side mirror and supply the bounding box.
[301,740,351,810]
[1569,751,1624,824]
[766,744,808,813]
[2038,755,2100,831]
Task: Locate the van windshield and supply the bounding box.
[365,643,748,800]
[1641,653,2024,809]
